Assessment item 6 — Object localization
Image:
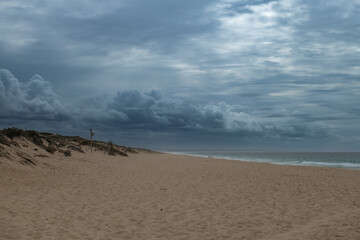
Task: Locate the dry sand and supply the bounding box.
[1,147,360,239]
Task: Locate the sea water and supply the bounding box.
[171,151,360,169]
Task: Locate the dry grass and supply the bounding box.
[0,128,149,162]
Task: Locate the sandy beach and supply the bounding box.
[1,0,360,239]
[1,146,360,240]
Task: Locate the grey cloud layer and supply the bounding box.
[0,69,329,143]
[0,0,359,149]
[0,69,69,120]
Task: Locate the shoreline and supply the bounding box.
[164,151,360,170]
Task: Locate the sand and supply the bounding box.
[1,148,360,239]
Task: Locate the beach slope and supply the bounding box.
[1,141,359,239]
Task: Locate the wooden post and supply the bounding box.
[90,128,94,152]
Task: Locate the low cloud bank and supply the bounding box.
[0,69,327,141]
[0,69,69,120]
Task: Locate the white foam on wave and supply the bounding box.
[292,161,360,169]
[166,152,360,169]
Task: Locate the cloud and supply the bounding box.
[1,0,360,150]
[0,69,355,149]
[0,69,69,120]
[77,88,329,141]
[80,90,224,131]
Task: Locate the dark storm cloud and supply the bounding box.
[0,69,69,120]
[78,89,331,142]
[0,0,360,150]
[81,90,225,131]
[0,0,220,98]
[0,69,330,145]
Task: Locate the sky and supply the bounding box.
[0,0,359,151]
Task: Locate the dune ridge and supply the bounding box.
[0,128,151,167]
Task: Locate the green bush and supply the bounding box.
[64,150,71,157]
[45,145,56,154]
[0,128,24,139]
[23,130,45,147]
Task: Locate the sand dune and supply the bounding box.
[1,137,360,239]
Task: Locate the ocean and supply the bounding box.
[170,151,360,169]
